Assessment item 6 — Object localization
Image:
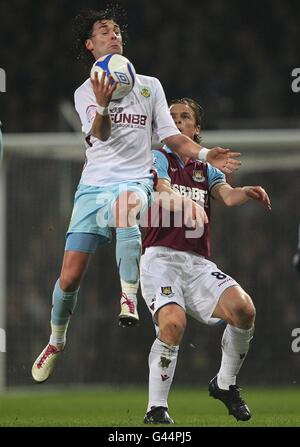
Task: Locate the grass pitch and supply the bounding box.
[1,386,300,427]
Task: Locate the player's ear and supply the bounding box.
[85,38,93,51]
[195,125,201,138]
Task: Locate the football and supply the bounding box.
[90,53,136,100]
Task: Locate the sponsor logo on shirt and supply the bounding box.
[86,104,147,129]
[172,184,207,203]
[110,107,124,114]
[110,112,147,128]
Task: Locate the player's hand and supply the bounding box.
[91,71,118,107]
[293,251,300,274]
[207,147,241,174]
[184,198,208,228]
[243,186,271,210]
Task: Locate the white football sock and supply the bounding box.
[217,324,254,390]
[120,280,138,304]
[147,338,179,412]
[49,322,69,349]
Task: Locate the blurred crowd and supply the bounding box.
[0,0,300,132]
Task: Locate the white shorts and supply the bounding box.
[140,246,239,325]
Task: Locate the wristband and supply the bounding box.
[96,104,109,116]
[197,147,210,162]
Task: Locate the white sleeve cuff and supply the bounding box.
[96,104,109,116]
[197,147,210,162]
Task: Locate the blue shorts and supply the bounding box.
[66,181,153,250]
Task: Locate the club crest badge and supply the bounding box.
[140,86,151,98]
[160,286,174,298]
[192,169,205,182]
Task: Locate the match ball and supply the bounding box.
[90,53,136,100]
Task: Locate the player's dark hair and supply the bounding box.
[169,97,204,144]
[73,4,128,64]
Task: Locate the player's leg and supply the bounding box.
[50,184,112,343]
[209,284,255,420]
[184,256,253,421]
[212,285,255,387]
[31,250,91,383]
[141,247,187,424]
[49,248,93,348]
[32,184,111,382]
[114,190,142,326]
[31,235,99,383]
[144,304,185,424]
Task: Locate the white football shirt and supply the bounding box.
[74,74,180,186]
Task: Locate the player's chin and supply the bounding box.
[109,45,123,55]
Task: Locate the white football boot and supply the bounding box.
[118,293,139,327]
[31,344,62,383]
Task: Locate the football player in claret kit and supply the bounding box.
[31,7,241,384]
[141,98,271,424]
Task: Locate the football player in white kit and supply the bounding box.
[141,98,271,424]
[31,7,241,384]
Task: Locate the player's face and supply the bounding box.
[85,20,123,59]
[169,103,200,141]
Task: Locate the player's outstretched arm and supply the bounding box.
[212,183,271,210]
[90,72,117,141]
[163,134,241,174]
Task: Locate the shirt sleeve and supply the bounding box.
[152,78,180,142]
[207,163,226,192]
[152,150,171,181]
[74,82,97,135]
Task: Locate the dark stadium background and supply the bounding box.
[0,0,300,391]
[1,0,300,132]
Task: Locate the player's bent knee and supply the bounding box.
[159,315,186,345]
[59,271,83,292]
[234,296,256,326]
[157,304,187,344]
